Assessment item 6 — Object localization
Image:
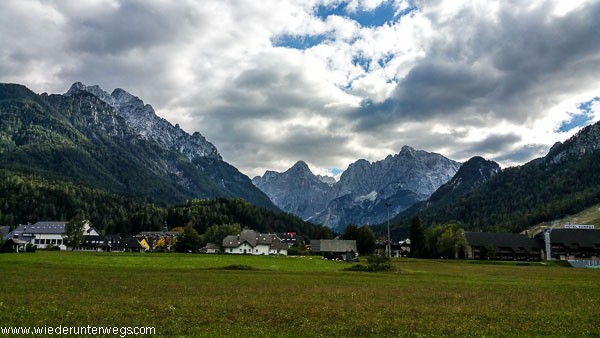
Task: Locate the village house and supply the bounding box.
[376,239,411,257]
[222,229,288,255]
[310,239,358,262]
[200,243,221,254]
[136,231,181,251]
[6,221,100,251]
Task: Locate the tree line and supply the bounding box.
[0,170,333,240]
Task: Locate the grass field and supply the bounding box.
[1,252,599,337]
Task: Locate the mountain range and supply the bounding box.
[384,121,600,236]
[2,81,599,237]
[0,82,274,209]
[253,146,461,231]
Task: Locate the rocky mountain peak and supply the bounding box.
[427,156,500,204]
[111,88,137,103]
[254,146,461,230]
[288,160,312,174]
[400,145,416,154]
[65,82,221,161]
[547,121,600,164]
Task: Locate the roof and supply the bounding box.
[6,238,28,245]
[547,229,600,248]
[270,238,288,251]
[465,232,543,252]
[222,230,286,249]
[80,235,109,248]
[204,243,220,250]
[310,240,357,253]
[19,221,67,235]
[111,237,144,249]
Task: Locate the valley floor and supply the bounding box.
[1,252,599,337]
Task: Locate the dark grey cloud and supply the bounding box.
[467,133,521,155]
[351,1,600,133]
[493,144,550,164]
[69,4,185,54]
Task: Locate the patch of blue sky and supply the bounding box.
[315,1,416,28]
[271,34,329,50]
[557,96,599,133]
[352,55,371,72]
[330,168,344,176]
[377,54,395,68]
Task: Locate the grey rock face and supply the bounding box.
[253,146,461,231]
[66,82,221,161]
[63,82,274,209]
[547,123,600,164]
[252,161,336,219]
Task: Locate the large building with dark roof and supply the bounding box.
[541,229,600,260]
[465,232,544,261]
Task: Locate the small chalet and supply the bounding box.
[200,243,221,254]
[310,239,357,262]
[4,238,28,252]
[541,229,600,260]
[222,229,288,255]
[465,232,544,261]
[375,239,411,257]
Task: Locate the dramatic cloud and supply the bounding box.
[1,0,599,178]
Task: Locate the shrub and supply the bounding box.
[345,251,393,272]
[221,265,259,271]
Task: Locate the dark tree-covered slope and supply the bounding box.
[0,83,274,208]
[382,122,600,237]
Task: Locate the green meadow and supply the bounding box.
[1,252,599,337]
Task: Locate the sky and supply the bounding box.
[1,0,599,179]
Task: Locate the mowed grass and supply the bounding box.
[1,252,599,337]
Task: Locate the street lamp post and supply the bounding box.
[385,202,392,257]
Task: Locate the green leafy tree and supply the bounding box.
[426,222,467,259]
[409,217,426,258]
[63,211,87,251]
[174,224,202,253]
[204,223,242,248]
[356,225,376,255]
[341,224,359,240]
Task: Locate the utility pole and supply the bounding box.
[385,202,392,257]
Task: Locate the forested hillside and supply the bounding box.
[0,170,332,239]
[0,83,274,208]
